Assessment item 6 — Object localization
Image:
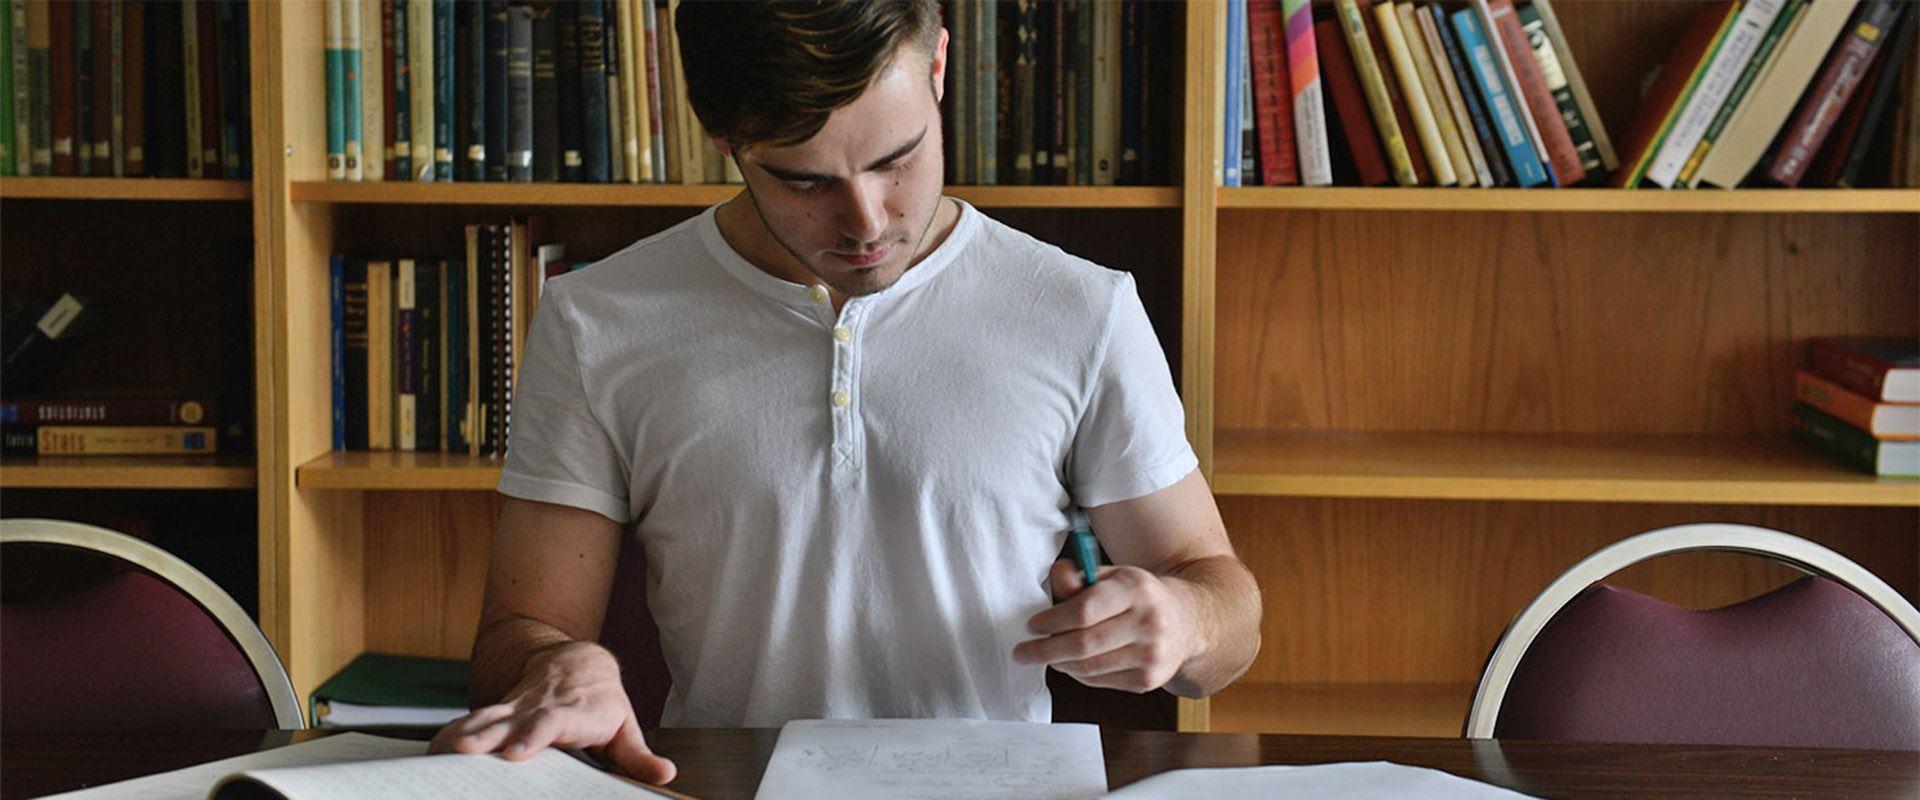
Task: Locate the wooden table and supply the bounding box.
[3,728,1915,799]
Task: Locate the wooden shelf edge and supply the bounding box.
[0,176,251,201]
[287,181,1181,209]
[1209,432,1920,507]
[0,456,257,489]
[1217,186,1920,213]
[296,451,504,491]
[1209,681,1473,738]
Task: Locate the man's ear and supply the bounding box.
[712,138,733,158]
[931,27,949,104]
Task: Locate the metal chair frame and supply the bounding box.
[0,518,306,729]
[1464,522,1920,739]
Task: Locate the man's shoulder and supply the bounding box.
[962,208,1135,305]
[545,210,717,298]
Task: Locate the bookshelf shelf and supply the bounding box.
[296,451,503,491]
[287,181,1181,209]
[1216,187,1920,214]
[0,177,252,202]
[1208,681,1472,738]
[1211,431,1920,506]
[0,454,257,490]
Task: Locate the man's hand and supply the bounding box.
[1012,558,1207,693]
[428,641,677,785]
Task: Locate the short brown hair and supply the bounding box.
[675,0,943,148]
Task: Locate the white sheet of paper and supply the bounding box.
[213,748,660,800]
[38,732,428,800]
[754,719,1107,800]
[1103,762,1541,799]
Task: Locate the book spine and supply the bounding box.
[615,0,640,182]
[605,0,625,182]
[1682,0,1806,186]
[640,0,664,181]
[455,0,483,181]
[1432,2,1509,187]
[406,0,431,179]
[1808,337,1907,401]
[24,0,47,174]
[5,425,217,454]
[1516,1,1603,179]
[194,0,220,177]
[1796,370,1920,439]
[123,0,146,176]
[1836,4,1915,187]
[1791,402,1916,476]
[415,257,441,451]
[1014,0,1038,184]
[144,0,184,177]
[505,1,531,181]
[388,0,409,179]
[431,0,451,180]
[448,233,472,454]
[1281,0,1329,186]
[1355,0,1431,184]
[1314,17,1389,186]
[531,0,559,182]
[1767,0,1904,187]
[92,0,110,175]
[0,397,215,426]
[1452,7,1546,187]
[1529,0,1616,170]
[395,258,417,451]
[331,254,347,450]
[342,0,363,180]
[366,259,392,450]
[1483,0,1582,185]
[555,0,581,181]
[1416,3,1493,187]
[1048,0,1067,185]
[2,0,17,176]
[357,0,382,180]
[1386,1,1466,186]
[47,0,69,174]
[73,0,90,175]
[1248,0,1296,186]
[482,0,506,181]
[1645,0,1788,188]
[1337,0,1418,186]
[577,0,607,183]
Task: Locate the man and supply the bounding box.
[431,0,1261,786]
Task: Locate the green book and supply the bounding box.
[1790,402,1920,478]
[310,652,471,728]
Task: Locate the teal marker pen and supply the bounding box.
[1069,510,1100,586]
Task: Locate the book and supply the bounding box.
[454,0,483,181]
[1645,0,1790,188]
[431,0,453,181]
[3,0,20,176]
[1,291,97,396]
[0,397,214,426]
[1679,0,1811,186]
[336,255,370,450]
[555,0,583,181]
[2,424,217,455]
[1766,0,1905,186]
[1375,0,1456,185]
[359,0,383,180]
[1607,1,1739,188]
[1393,1,1473,185]
[1416,3,1495,188]
[1354,0,1432,184]
[1223,0,1245,186]
[72,0,91,175]
[389,0,411,180]
[531,0,559,182]
[394,258,417,451]
[1248,0,1298,186]
[577,0,609,183]
[1431,1,1511,187]
[1791,402,1919,477]
[193,0,222,178]
[366,258,393,450]
[1807,336,1920,402]
[1796,369,1920,438]
[342,0,363,180]
[1692,0,1860,188]
[414,258,441,451]
[1480,0,1584,185]
[1803,11,1901,187]
[1835,3,1917,187]
[1452,6,1547,186]
[1527,0,1617,171]
[1281,0,1331,186]
[1516,0,1604,180]
[1336,0,1419,185]
[407,0,432,180]
[505,1,531,181]
[309,652,469,728]
[1315,16,1392,186]
[25,0,49,175]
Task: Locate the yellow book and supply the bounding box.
[12,426,218,455]
[1374,1,1455,186]
[1336,0,1419,186]
[1400,1,1479,186]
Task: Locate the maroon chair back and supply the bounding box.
[1494,576,1920,750]
[2,569,279,731]
[598,530,671,729]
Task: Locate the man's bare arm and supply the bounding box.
[1014,469,1262,697]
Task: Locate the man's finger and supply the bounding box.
[605,716,679,785]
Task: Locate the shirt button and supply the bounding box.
[833,327,851,343]
[810,286,830,304]
[832,391,851,408]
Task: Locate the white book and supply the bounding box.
[342,0,364,181]
[359,0,384,180]
[1472,0,1552,182]
[1690,0,1858,189]
[1644,0,1787,188]
[407,0,434,181]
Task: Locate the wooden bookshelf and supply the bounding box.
[0,454,257,490]
[0,177,252,201]
[1209,681,1474,738]
[296,452,503,491]
[1217,187,1920,214]
[289,180,1180,209]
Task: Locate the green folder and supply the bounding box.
[309,653,471,728]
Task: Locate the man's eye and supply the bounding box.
[786,181,821,194]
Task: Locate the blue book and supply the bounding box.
[577,1,609,183]
[445,253,468,454]
[1450,7,1546,188]
[1118,0,1142,186]
[390,0,411,180]
[484,0,508,182]
[341,0,363,180]
[432,0,454,182]
[340,256,370,451]
[1430,2,1511,187]
[1222,0,1244,186]
[330,255,346,452]
[325,0,345,179]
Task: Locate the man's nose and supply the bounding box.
[838,176,889,244]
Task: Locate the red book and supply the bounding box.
[1803,37,1893,188]
[48,0,74,175]
[1807,336,1920,403]
[1768,1,1908,187]
[1606,1,1736,188]
[194,0,222,179]
[123,0,147,177]
[1315,17,1391,186]
[91,0,113,174]
[1484,0,1585,185]
[0,398,217,426]
[382,0,398,179]
[1354,0,1431,184]
[1249,0,1299,185]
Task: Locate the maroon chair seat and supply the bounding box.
[0,520,304,731]
[1467,523,1920,751]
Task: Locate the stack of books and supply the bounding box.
[310,652,470,728]
[1790,336,1919,478]
[1224,0,1918,189]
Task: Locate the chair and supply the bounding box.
[1,518,305,731]
[1465,523,1920,750]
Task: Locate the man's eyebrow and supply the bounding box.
[756,128,928,183]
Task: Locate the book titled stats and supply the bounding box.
[2,425,217,455]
